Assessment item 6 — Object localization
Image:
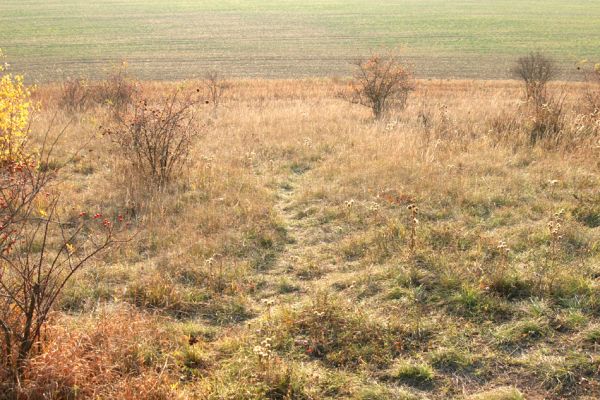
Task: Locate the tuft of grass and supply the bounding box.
[264,293,396,369]
[192,339,314,400]
[276,277,301,294]
[572,193,600,228]
[495,318,551,347]
[468,386,525,400]
[528,352,600,393]
[449,285,509,320]
[428,347,475,372]
[391,360,435,386]
[553,309,588,332]
[354,385,419,400]
[175,345,210,381]
[583,325,600,344]
[59,281,113,312]
[18,305,179,398]
[487,273,533,300]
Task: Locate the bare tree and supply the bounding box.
[350,53,415,119]
[512,52,556,106]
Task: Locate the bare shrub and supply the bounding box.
[204,70,229,117]
[0,137,124,392]
[59,77,92,113]
[512,52,566,144]
[583,63,600,119]
[512,52,556,107]
[103,88,202,188]
[349,53,414,119]
[93,62,138,113]
[60,63,138,115]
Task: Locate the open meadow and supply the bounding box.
[0,74,596,399]
[1,1,600,399]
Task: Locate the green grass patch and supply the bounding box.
[2,0,599,80]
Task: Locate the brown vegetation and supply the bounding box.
[349,53,414,119]
[2,75,600,399]
[512,52,556,106]
[102,87,203,189]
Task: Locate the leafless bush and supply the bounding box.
[512,52,556,107]
[103,88,202,188]
[0,134,124,393]
[59,77,92,113]
[511,52,566,144]
[204,71,229,116]
[349,53,415,119]
[583,63,600,118]
[94,62,138,113]
[59,64,138,116]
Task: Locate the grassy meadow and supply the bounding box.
[1,76,596,399]
[1,1,600,399]
[2,0,600,80]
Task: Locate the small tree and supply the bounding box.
[350,53,414,119]
[103,88,202,188]
[512,52,556,106]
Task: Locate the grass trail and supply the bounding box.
[252,157,336,318]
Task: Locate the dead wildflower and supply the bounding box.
[367,202,380,212]
[385,119,400,131]
[542,209,564,290]
[261,298,276,319]
[203,70,229,117]
[409,285,427,338]
[548,210,564,253]
[548,179,559,196]
[497,239,510,261]
[262,298,276,307]
[253,337,275,365]
[407,204,419,256]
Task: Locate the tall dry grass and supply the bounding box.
[11,77,600,399]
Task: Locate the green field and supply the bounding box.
[1,0,599,81]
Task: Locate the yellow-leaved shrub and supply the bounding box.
[0,49,31,164]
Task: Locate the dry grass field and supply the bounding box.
[1,72,598,399]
